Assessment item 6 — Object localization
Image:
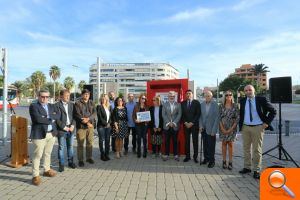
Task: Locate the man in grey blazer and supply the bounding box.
[199,91,219,168]
[162,91,182,161]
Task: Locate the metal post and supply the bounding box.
[97,57,101,102]
[1,48,8,145]
[72,65,78,101]
[216,78,219,103]
[285,120,290,136]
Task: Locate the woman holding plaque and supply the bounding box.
[112,97,128,159]
[133,94,150,158]
[149,96,163,158]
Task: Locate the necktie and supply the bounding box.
[249,99,253,122]
[188,100,191,109]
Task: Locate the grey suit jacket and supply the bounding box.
[199,100,219,135]
[162,101,182,131]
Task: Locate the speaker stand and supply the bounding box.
[263,103,299,167]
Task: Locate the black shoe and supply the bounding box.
[201,159,208,165]
[78,161,84,167]
[222,161,227,169]
[143,152,147,158]
[68,162,76,169]
[253,171,260,179]
[137,153,141,158]
[228,162,232,170]
[193,158,199,163]
[101,154,106,161]
[239,168,251,174]
[86,158,94,164]
[208,162,215,168]
[183,157,190,162]
[105,155,110,161]
[58,164,64,172]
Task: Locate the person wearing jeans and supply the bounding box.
[56,89,76,172]
[125,93,136,154]
[97,94,112,161]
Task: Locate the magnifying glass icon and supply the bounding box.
[268,170,295,198]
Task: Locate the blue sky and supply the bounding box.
[1,0,300,88]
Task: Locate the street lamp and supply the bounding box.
[236,84,244,104]
[72,65,78,101]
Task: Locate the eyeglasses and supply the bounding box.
[225,94,232,97]
[40,96,49,99]
[245,89,252,92]
[141,97,146,100]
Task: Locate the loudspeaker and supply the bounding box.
[269,77,292,103]
[83,84,94,101]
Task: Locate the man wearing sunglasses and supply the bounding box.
[29,89,59,186]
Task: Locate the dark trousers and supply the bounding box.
[136,125,148,155]
[97,127,111,156]
[152,145,161,154]
[184,126,199,159]
[111,137,116,152]
[124,127,136,151]
[202,129,216,163]
[165,128,178,156]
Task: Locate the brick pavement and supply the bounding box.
[0,134,299,200]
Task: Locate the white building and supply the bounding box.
[89,63,179,96]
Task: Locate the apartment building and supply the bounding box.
[89,63,179,96]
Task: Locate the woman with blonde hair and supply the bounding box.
[96,94,112,161]
[219,90,239,170]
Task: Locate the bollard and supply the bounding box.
[285,120,290,136]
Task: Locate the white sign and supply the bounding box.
[136,111,151,122]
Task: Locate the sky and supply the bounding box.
[1,0,300,88]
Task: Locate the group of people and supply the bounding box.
[29,84,276,186]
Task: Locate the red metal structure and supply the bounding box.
[147,78,189,155]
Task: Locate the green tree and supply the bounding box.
[250,63,270,89]
[0,75,3,87]
[44,82,63,98]
[219,75,255,98]
[64,76,75,91]
[78,80,87,92]
[49,65,61,99]
[31,71,46,97]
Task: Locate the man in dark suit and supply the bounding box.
[239,85,276,179]
[181,90,201,163]
[29,89,59,186]
[56,89,76,172]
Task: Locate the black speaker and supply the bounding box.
[269,77,292,103]
[83,84,93,101]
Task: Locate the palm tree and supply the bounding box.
[250,63,270,88]
[78,80,87,92]
[49,65,61,100]
[31,71,46,97]
[64,76,75,91]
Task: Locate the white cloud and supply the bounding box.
[25,31,73,44]
[164,7,217,23]
[232,0,267,11]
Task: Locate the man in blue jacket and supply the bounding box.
[29,89,59,186]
